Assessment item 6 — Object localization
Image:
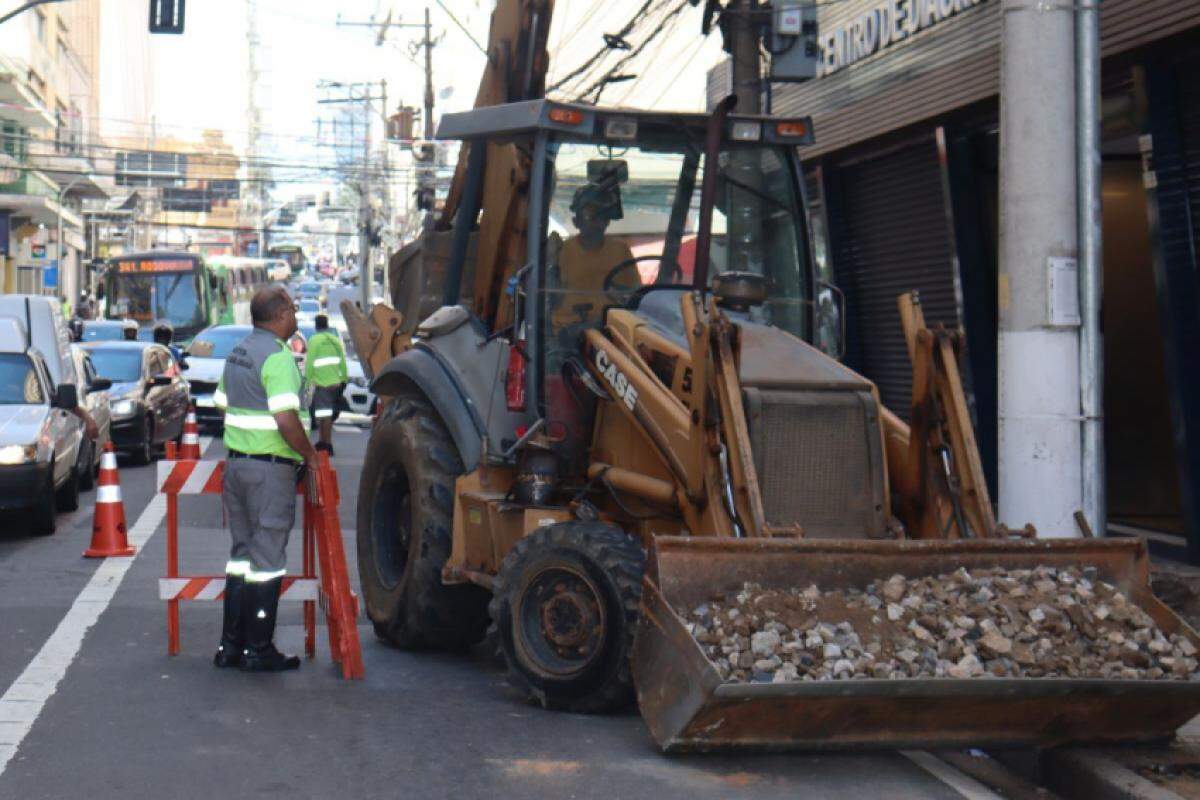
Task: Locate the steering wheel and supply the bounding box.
[601,255,683,303]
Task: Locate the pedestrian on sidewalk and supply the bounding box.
[213,286,320,672]
[304,313,347,457]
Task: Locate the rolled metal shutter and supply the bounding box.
[825,134,960,420]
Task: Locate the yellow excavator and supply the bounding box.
[343,0,1200,750]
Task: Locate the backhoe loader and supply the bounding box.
[343,0,1200,751]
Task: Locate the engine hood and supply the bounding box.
[0,405,50,446]
[736,320,873,392]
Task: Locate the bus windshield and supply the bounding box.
[108,271,205,334]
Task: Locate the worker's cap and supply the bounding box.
[569,183,623,222]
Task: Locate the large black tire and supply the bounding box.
[132,416,154,466]
[77,439,95,492]
[490,521,645,714]
[356,390,490,650]
[32,466,56,536]
[55,454,80,512]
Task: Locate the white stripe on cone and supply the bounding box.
[181,433,200,444]
[186,412,196,424]
[100,452,117,470]
[96,485,122,504]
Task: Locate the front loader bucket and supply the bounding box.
[632,536,1200,752]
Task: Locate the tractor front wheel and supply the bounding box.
[356,389,489,650]
[490,521,645,713]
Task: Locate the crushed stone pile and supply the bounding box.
[680,566,1200,684]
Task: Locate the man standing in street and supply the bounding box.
[305,313,347,457]
[213,286,319,672]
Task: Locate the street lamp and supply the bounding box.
[56,175,85,306]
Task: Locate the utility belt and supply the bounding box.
[227,449,305,479]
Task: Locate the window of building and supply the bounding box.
[26,69,46,103]
[57,36,67,64]
[34,9,45,42]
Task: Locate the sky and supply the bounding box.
[139,0,726,201]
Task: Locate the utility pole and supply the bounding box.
[424,7,435,140]
[246,0,266,258]
[728,0,761,114]
[723,0,763,274]
[380,78,391,303]
[358,91,373,312]
[997,0,1080,537]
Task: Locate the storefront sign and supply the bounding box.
[819,0,986,76]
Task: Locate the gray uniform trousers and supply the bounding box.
[223,458,300,574]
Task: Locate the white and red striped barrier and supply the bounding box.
[159,575,318,602]
[159,445,362,679]
[156,458,224,495]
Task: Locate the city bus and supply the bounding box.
[103,251,271,341]
[266,244,307,278]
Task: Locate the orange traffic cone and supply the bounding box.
[179,405,201,460]
[84,442,135,558]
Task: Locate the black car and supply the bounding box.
[82,342,190,464]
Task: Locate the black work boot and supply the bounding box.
[240,577,300,672]
[213,573,246,668]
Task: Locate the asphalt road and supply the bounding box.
[0,425,978,800]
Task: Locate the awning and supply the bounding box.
[0,193,83,228]
[0,66,55,129]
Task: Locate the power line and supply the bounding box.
[546,0,660,93]
[573,0,693,104]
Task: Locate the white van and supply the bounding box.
[0,296,102,534]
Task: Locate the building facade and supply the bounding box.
[0,0,110,305]
[712,1,1200,559]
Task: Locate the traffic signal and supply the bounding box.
[149,0,185,34]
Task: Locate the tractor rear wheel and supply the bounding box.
[490,521,645,713]
[356,389,489,650]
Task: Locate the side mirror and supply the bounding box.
[89,377,113,393]
[53,383,78,409]
[179,358,190,371]
[151,374,173,387]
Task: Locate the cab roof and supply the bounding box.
[436,99,814,146]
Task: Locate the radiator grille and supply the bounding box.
[746,389,884,539]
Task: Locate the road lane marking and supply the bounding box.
[901,751,1004,800]
[0,438,213,774]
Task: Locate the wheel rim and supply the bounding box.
[372,463,411,590]
[515,564,608,678]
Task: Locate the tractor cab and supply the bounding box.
[434,100,825,473]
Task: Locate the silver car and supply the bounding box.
[70,345,112,488]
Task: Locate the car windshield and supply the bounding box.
[0,354,44,404]
[81,323,125,341]
[86,349,143,383]
[541,133,809,341]
[299,300,320,313]
[188,328,248,359]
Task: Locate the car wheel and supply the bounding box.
[133,416,154,465]
[32,466,56,536]
[78,439,95,492]
[55,454,81,512]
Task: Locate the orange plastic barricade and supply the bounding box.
[157,447,363,679]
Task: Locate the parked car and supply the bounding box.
[83,342,189,464]
[184,325,250,429]
[79,320,130,342]
[297,282,324,302]
[70,345,113,489]
[0,314,98,535]
[342,359,377,418]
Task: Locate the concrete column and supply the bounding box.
[997,0,1081,537]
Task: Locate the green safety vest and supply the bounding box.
[215,328,307,460]
[304,330,347,388]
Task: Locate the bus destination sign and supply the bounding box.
[115,258,194,274]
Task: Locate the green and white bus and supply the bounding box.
[103,251,271,342]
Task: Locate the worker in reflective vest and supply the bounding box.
[213,286,319,672]
[304,313,348,457]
